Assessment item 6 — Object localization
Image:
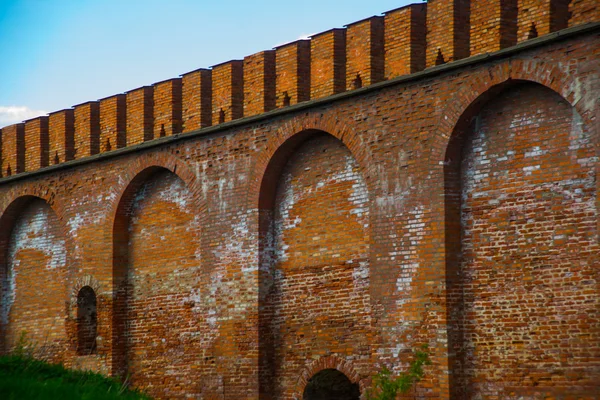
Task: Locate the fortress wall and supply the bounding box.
[1,1,598,177]
[0,29,598,398]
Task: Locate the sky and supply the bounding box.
[0,0,416,126]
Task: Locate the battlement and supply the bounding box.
[1,0,598,178]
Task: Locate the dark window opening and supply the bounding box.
[54,151,60,164]
[105,138,112,152]
[160,124,166,137]
[303,369,360,400]
[77,286,97,355]
[353,74,362,90]
[435,49,446,66]
[283,92,291,107]
[219,109,226,124]
[528,22,538,39]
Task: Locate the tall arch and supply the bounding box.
[444,81,599,398]
[111,165,204,398]
[257,129,372,399]
[0,195,68,359]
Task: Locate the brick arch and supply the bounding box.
[108,151,205,226]
[67,275,105,318]
[430,59,595,164]
[0,184,73,354]
[247,112,375,211]
[292,355,363,400]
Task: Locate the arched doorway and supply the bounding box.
[303,369,360,400]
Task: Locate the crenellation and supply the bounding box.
[126,86,154,145]
[211,60,244,124]
[99,94,126,152]
[275,40,311,107]
[181,68,212,132]
[310,28,347,99]
[345,16,385,90]
[24,116,49,171]
[244,51,276,117]
[153,78,182,138]
[73,101,100,159]
[384,3,427,78]
[1,124,25,176]
[48,109,75,164]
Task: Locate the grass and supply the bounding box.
[0,354,150,400]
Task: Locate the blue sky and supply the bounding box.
[0,0,414,126]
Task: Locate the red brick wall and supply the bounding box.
[569,0,600,25]
[517,0,570,41]
[470,0,518,53]
[116,170,205,399]
[126,87,154,146]
[426,0,470,66]
[258,133,372,398]
[2,198,67,361]
[74,101,100,159]
[153,78,182,138]
[445,82,599,398]
[212,60,244,124]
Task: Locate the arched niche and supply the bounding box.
[0,195,67,358]
[257,130,371,398]
[111,166,202,398]
[444,82,599,398]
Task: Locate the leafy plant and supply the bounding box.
[366,345,431,400]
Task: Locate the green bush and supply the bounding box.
[366,345,431,400]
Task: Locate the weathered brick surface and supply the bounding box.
[275,40,310,108]
[0,6,598,400]
[569,0,600,25]
[384,4,427,78]
[181,68,212,132]
[48,109,75,164]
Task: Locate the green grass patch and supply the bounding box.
[0,355,150,400]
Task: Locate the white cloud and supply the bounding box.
[0,106,48,127]
[273,33,314,49]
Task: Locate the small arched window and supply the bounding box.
[77,286,97,355]
[303,369,360,400]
